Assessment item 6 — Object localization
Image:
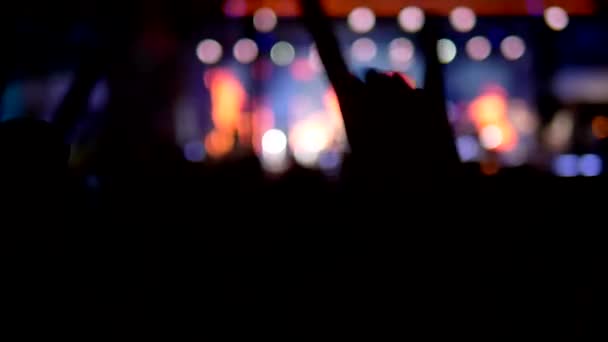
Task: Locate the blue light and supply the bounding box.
[184,141,206,163]
[456,135,480,162]
[579,154,603,177]
[553,154,578,177]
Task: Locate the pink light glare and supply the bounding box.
[398,7,425,33]
[348,7,376,34]
[450,7,477,33]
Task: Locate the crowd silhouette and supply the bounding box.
[0,0,602,339]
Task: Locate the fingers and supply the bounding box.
[419,14,446,104]
[299,0,352,97]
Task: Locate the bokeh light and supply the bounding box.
[579,154,603,177]
[319,150,342,172]
[389,38,415,67]
[253,7,278,33]
[196,39,223,65]
[205,130,235,158]
[449,7,477,33]
[509,99,539,135]
[308,44,323,73]
[437,39,457,64]
[544,110,574,152]
[348,7,376,34]
[398,6,425,33]
[261,129,289,173]
[290,58,316,81]
[223,0,247,18]
[262,129,288,155]
[351,38,377,63]
[270,41,296,66]
[481,159,500,176]
[500,36,526,61]
[207,68,246,134]
[553,154,579,177]
[469,87,518,152]
[592,116,608,139]
[480,125,504,150]
[544,6,569,31]
[289,117,333,167]
[183,141,206,163]
[466,36,492,61]
[456,135,481,162]
[233,38,259,64]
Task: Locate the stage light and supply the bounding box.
[592,116,608,139]
[579,154,603,177]
[223,0,247,18]
[450,7,476,33]
[184,141,206,163]
[348,7,376,34]
[351,38,377,63]
[437,39,457,64]
[196,39,223,65]
[389,38,415,67]
[545,6,569,31]
[480,125,504,150]
[253,7,277,33]
[270,41,295,66]
[262,129,288,155]
[553,154,578,177]
[233,38,259,64]
[290,58,316,81]
[319,150,341,172]
[398,6,425,33]
[289,117,332,167]
[466,36,492,61]
[456,136,480,162]
[500,36,526,61]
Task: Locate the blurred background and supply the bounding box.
[2,0,608,179]
[2,2,606,339]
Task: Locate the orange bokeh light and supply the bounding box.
[469,87,518,152]
[205,129,235,159]
[207,68,247,134]
[592,116,608,139]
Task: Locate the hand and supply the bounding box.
[300,0,460,187]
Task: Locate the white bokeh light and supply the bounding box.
[289,119,332,167]
[233,38,259,64]
[351,38,377,63]
[466,36,492,61]
[544,6,569,31]
[398,6,425,33]
[348,7,376,34]
[196,39,223,64]
[270,41,296,66]
[253,7,278,33]
[500,36,526,61]
[450,7,477,33]
[262,129,288,155]
[480,125,504,150]
[437,39,457,64]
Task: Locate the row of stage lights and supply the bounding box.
[197,4,570,68]
[197,35,527,67]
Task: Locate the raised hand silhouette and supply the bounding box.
[300,0,460,190]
